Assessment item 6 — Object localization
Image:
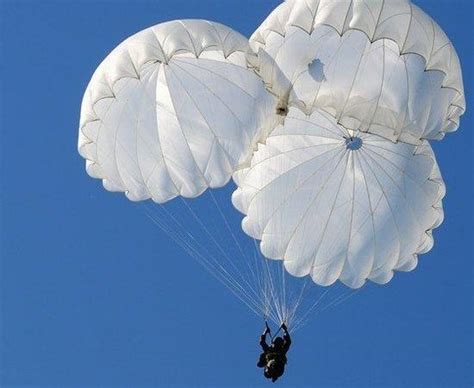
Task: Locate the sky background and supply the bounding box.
[1,0,473,387]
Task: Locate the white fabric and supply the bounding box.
[233,108,445,288]
[77,6,462,291]
[78,20,276,203]
[250,0,465,144]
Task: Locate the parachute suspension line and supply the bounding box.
[279,262,289,325]
[291,288,331,333]
[281,262,289,324]
[141,187,289,325]
[251,237,268,322]
[254,241,275,324]
[140,202,268,319]
[262,249,281,324]
[252,239,270,322]
[140,203,265,318]
[141,196,361,331]
[320,287,361,311]
[286,277,311,326]
[149,202,246,297]
[208,190,263,304]
[177,196,265,306]
[253,243,269,320]
[207,190,286,325]
[291,287,362,332]
[137,177,358,331]
[252,237,281,325]
[260,244,290,326]
[205,193,283,325]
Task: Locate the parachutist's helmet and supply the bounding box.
[272,337,284,349]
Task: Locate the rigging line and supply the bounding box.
[148,201,208,252]
[155,200,263,306]
[259,251,281,324]
[143,204,267,315]
[256,246,267,305]
[208,190,262,294]
[259,267,269,320]
[143,205,247,298]
[318,289,352,313]
[262,245,289,324]
[259,262,281,325]
[258,259,281,325]
[282,262,288,323]
[142,207,239,295]
[259,262,271,321]
[261,254,278,321]
[156,226,261,316]
[148,203,246,290]
[291,288,331,332]
[250,241,264,306]
[252,237,273,318]
[295,278,315,317]
[249,236,287,326]
[297,288,331,330]
[332,288,361,307]
[263,283,270,320]
[278,263,287,324]
[320,288,360,311]
[134,188,277,321]
[178,197,264,303]
[263,256,284,324]
[274,266,285,323]
[293,286,361,331]
[198,193,248,278]
[289,277,307,325]
[287,277,310,326]
[252,238,267,311]
[262,259,277,322]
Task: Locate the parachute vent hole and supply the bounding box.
[345,137,363,151]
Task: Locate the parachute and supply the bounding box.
[78,20,276,203]
[78,2,465,328]
[232,108,445,289]
[250,0,465,144]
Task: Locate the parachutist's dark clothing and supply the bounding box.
[257,329,291,382]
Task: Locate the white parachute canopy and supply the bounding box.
[232,108,445,288]
[78,20,276,203]
[250,0,465,144]
[77,3,465,327]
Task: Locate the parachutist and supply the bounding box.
[257,322,291,383]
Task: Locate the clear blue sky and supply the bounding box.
[1,1,472,387]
